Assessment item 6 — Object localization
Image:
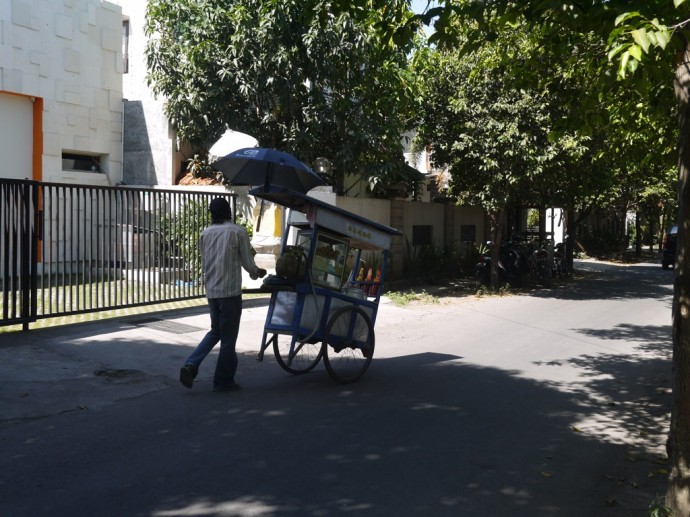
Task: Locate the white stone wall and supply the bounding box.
[0,0,124,185]
[0,93,32,180]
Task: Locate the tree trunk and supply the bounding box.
[618,205,628,256]
[667,43,690,516]
[489,208,505,290]
[635,211,641,257]
[565,208,582,272]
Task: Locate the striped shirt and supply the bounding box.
[200,222,260,298]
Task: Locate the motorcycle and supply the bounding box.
[533,243,552,287]
[513,236,551,288]
[475,240,524,287]
[553,235,571,278]
[475,244,507,286]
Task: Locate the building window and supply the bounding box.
[412,225,433,246]
[62,152,102,173]
[122,19,130,74]
[460,225,476,242]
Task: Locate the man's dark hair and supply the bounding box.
[209,198,232,224]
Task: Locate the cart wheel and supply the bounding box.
[272,333,322,375]
[323,306,375,383]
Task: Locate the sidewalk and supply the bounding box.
[0,269,273,422]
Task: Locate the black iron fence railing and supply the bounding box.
[0,179,236,330]
[1,180,38,328]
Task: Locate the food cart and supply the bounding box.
[249,186,401,383]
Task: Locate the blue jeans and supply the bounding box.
[184,296,243,388]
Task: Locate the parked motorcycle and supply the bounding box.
[475,240,524,287]
[553,235,571,278]
[533,242,552,288]
[513,236,551,288]
[475,242,506,286]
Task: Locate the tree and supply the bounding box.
[144,0,421,193]
[603,94,677,254]
[407,1,690,512]
[319,0,684,510]
[414,25,600,287]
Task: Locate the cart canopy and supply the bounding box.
[250,186,401,251]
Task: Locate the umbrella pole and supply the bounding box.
[256,197,264,232]
[256,163,272,232]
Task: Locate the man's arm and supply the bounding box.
[237,229,266,279]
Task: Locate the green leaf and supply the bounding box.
[629,44,643,62]
[631,29,650,53]
[674,0,686,7]
[655,30,671,50]
[646,30,659,47]
[614,12,641,26]
[619,50,630,78]
[607,43,629,62]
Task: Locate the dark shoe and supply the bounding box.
[213,383,242,393]
[179,364,197,389]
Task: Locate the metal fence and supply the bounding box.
[1,180,38,328]
[0,179,236,329]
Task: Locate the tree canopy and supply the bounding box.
[404,1,690,512]
[144,0,689,507]
[144,0,422,193]
[415,27,597,211]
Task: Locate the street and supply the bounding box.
[0,259,673,516]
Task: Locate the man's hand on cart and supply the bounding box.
[250,268,268,280]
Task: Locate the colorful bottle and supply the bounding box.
[369,269,381,296]
[356,267,365,282]
[363,268,373,295]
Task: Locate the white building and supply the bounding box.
[0,0,124,185]
[0,1,486,280]
[116,0,187,187]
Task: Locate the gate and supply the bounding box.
[0,179,236,329]
[0,180,38,328]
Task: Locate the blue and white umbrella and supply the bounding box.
[209,147,326,193]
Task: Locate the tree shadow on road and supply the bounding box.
[535,261,674,302]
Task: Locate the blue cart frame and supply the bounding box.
[251,187,401,383]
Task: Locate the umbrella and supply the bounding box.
[209,147,326,193]
[207,130,258,163]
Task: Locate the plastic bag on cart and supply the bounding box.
[275,245,307,281]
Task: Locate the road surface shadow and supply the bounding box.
[1,343,670,517]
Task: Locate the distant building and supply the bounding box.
[115,0,189,187]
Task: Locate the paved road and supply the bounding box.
[0,260,673,516]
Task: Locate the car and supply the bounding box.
[662,224,678,270]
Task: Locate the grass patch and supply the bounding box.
[0,298,209,333]
[0,292,268,333]
[0,274,270,333]
[387,289,439,306]
[474,284,513,298]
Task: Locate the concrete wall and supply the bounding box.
[336,196,485,279]
[337,196,391,228]
[0,0,124,185]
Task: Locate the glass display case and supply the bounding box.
[298,231,348,289]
